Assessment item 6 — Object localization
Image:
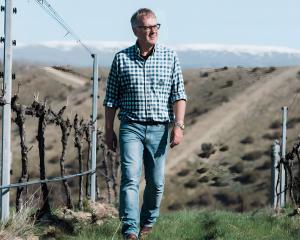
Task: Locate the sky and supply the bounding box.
[0,0,300,49]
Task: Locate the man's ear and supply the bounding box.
[132,27,138,37]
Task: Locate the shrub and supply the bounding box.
[256,161,271,171]
[229,162,244,174]
[45,144,54,150]
[262,132,281,140]
[295,87,300,93]
[234,173,257,184]
[287,117,300,129]
[241,151,263,161]
[207,91,213,97]
[251,67,260,72]
[184,179,198,189]
[264,66,276,74]
[200,72,209,78]
[250,200,264,208]
[221,96,229,103]
[196,168,208,174]
[48,157,59,164]
[220,80,233,89]
[210,177,228,187]
[220,161,229,166]
[263,149,271,156]
[188,107,209,118]
[167,202,183,211]
[198,151,215,158]
[269,120,281,129]
[74,98,85,106]
[186,194,212,207]
[201,143,214,152]
[177,169,190,177]
[198,176,210,183]
[214,193,241,206]
[65,163,73,169]
[219,145,229,152]
[198,143,216,159]
[240,136,254,144]
[215,66,228,72]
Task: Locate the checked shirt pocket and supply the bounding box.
[152,72,172,95]
[120,70,140,91]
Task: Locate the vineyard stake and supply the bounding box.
[280,106,288,208]
[1,0,13,223]
[91,54,98,201]
[271,139,280,208]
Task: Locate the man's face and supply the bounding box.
[133,15,158,47]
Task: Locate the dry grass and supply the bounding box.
[162,65,300,212]
[0,63,112,210]
[3,63,300,215]
[0,188,41,240]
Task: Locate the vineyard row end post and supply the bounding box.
[280,106,288,208]
[91,54,98,201]
[271,139,280,208]
[1,0,13,223]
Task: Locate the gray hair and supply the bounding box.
[130,8,156,28]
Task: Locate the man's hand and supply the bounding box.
[170,126,183,148]
[104,107,117,151]
[105,129,118,152]
[171,100,186,148]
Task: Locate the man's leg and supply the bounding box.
[140,123,169,228]
[119,122,145,237]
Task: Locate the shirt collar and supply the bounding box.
[134,41,157,57]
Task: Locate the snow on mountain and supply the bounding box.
[2,41,300,68]
[173,43,300,55]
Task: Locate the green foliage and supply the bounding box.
[0,207,36,239]
[82,199,93,213]
[49,209,300,240]
[68,218,122,240]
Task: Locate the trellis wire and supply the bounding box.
[0,169,96,190]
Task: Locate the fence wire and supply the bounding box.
[34,0,93,55]
[0,169,95,190]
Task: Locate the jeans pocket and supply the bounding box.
[120,121,131,130]
[154,123,169,132]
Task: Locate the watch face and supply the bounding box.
[175,122,184,130]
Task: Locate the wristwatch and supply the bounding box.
[174,122,185,130]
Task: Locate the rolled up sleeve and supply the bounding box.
[170,53,187,104]
[103,55,120,108]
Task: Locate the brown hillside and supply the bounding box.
[1,63,300,212]
[164,65,300,212]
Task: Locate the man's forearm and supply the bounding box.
[173,100,186,123]
[105,107,117,130]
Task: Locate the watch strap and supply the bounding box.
[174,122,185,130]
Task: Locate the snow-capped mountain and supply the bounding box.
[1,41,300,68]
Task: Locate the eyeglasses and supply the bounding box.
[136,23,161,32]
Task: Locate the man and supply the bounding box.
[104,8,187,240]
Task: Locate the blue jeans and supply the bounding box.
[119,121,169,236]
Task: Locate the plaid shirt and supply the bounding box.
[103,43,187,122]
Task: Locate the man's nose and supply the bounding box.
[150,28,157,34]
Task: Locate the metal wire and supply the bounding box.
[0,169,95,190]
[33,0,92,55]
